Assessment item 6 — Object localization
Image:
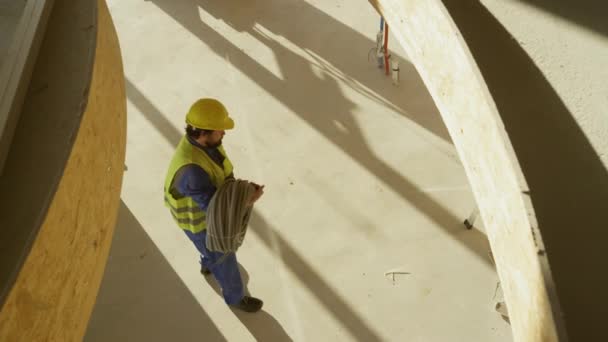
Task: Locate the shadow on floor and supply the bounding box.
[122,1,499,336]
[148,0,451,144]
[514,0,608,38]
[132,0,493,268]
[248,210,384,342]
[86,201,292,341]
[85,201,226,342]
[126,77,385,340]
[203,265,293,342]
[126,67,490,340]
[125,80,180,147]
[196,0,451,143]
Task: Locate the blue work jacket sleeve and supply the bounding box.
[175,164,216,211]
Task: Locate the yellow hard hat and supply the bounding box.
[185,98,235,130]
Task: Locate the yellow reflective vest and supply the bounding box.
[164,136,233,233]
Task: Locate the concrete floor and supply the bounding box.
[86,0,512,341]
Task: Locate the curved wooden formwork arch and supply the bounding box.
[0,0,126,340]
[367,1,558,341]
[370,1,608,341]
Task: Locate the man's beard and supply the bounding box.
[206,139,222,148]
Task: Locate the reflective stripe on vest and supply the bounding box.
[163,136,233,233]
[164,196,203,213]
[169,210,206,226]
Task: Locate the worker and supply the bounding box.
[163,98,265,312]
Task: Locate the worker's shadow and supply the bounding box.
[204,263,293,342]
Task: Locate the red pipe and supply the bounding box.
[384,22,389,76]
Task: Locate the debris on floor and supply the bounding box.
[495,302,510,324]
[492,281,510,324]
[384,269,410,284]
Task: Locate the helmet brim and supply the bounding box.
[186,116,235,130]
[223,117,235,130]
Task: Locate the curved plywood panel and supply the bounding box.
[368,0,565,341]
[0,0,126,340]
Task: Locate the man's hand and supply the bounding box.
[248,183,265,206]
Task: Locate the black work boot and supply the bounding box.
[200,264,211,275]
[232,296,263,313]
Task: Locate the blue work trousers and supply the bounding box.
[183,229,244,305]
